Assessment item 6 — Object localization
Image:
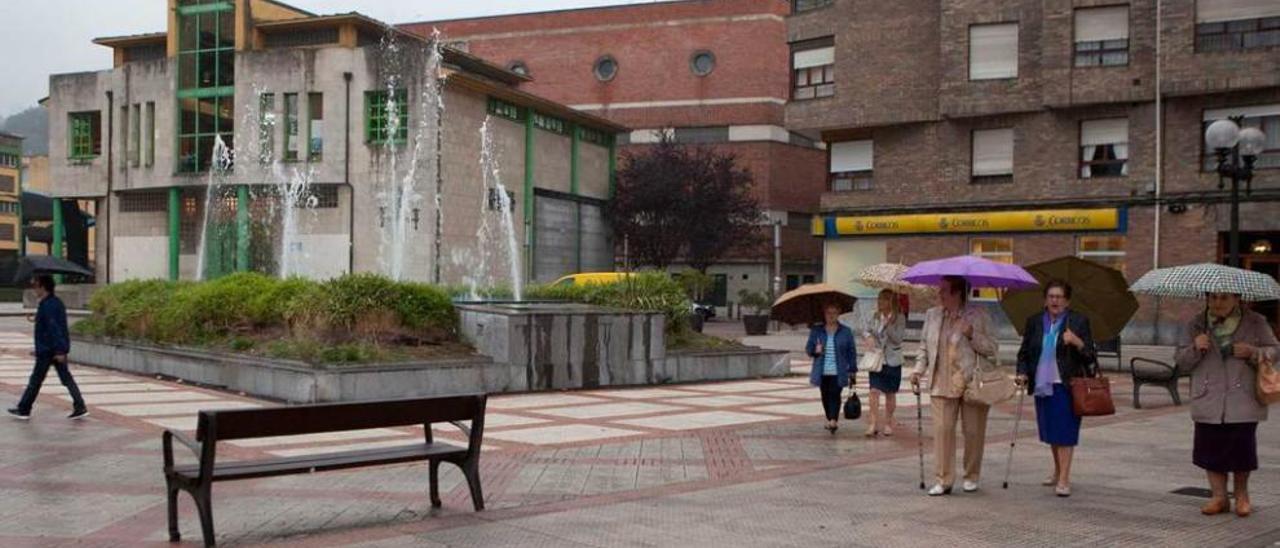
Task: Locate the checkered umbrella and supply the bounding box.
[1130,263,1280,302]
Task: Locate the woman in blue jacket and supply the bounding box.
[807,302,857,434]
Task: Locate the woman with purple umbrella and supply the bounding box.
[904,256,1035,496]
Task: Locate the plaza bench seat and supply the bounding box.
[162,394,487,547]
[1130,357,1189,409]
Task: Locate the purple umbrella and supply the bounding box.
[901,255,1038,290]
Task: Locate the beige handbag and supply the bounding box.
[964,363,1017,407]
[1256,353,1280,406]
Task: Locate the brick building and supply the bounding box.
[45,0,621,286]
[788,0,1280,343]
[404,0,828,309]
[0,133,21,272]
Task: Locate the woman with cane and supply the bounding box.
[1013,280,1097,497]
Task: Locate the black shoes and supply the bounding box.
[68,408,90,420]
[6,407,30,420]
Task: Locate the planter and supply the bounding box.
[742,314,769,335]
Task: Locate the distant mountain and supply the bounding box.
[0,107,48,156]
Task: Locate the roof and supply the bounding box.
[0,131,24,141]
[447,71,627,134]
[92,32,167,48]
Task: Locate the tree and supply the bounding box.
[607,138,764,272]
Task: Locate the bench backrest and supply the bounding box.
[1097,338,1121,354]
[196,394,486,444]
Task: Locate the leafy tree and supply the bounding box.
[608,138,764,272]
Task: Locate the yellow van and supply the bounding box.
[551,272,633,287]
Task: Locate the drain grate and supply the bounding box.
[1171,486,1233,498]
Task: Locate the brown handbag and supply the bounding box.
[1069,362,1115,417]
[1256,353,1280,406]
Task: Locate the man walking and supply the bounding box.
[7,275,88,420]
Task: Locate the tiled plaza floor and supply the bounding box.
[0,327,1277,547]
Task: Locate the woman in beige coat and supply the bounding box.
[910,275,998,496]
[1175,292,1278,517]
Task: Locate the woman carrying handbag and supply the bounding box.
[863,289,906,437]
[1014,280,1098,498]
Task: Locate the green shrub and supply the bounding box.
[527,272,691,334]
[396,282,457,333]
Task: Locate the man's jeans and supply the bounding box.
[16,354,86,413]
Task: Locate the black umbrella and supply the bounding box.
[12,255,94,284]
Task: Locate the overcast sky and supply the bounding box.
[0,0,657,117]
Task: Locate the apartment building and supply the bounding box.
[788,0,1280,342]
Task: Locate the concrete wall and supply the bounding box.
[48,72,111,198]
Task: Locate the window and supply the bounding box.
[0,153,15,168]
[365,89,409,144]
[1202,104,1280,170]
[594,55,618,82]
[532,112,567,135]
[1074,6,1129,67]
[68,111,101,160]
[120,105,129,165]
[0,176,14,193]
[791,39,834,100]
[310,185,339,208]
[0,224,14,241]
[284,93,299,161]
[690,50,715,76]
[308,92,323,161]
[487,97,524,122]
[145,102,155,167]
[970,238,1013,300]
[1195,1,1280,52]
[673,126,729,144]
[971,128,1014,180]
[969,23,1019,80]
[793,0,833,13]
[1078,235,1125,275]
[1080,118,1129,178]
[829,140,873,191]
[130,104,141,167]
[258,93,275,163]
[119,190,169,213]
[175,0,234,173]
[580,126,611,146]
[507,61,529,76]
[0,201,18,214]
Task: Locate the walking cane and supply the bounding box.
[1002,390,1027,489]
[914,382,925,490]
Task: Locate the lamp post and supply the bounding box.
[1205,117,1267,267]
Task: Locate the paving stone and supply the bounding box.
[533,402,685,419]
[615,411,782,431]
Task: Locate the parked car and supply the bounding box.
[551,272,633,287]
[692,302,716,320]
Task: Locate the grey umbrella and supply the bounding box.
[1130,263,1280,302]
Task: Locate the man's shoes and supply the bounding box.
[927,484,952,496]
[962,480,980,493]
[6,407,30,420]
[67,408,89,420]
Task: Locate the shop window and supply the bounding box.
[364,89,409,144]
[830,139,873,191]
[1080,118,1129,178]
[1074,6,1129,67]
[970,237,1013,301]
[791,38,834,100]
[68,111,101,160]
[1077,235,1125,275]
[972,128,1014,181]
[969,23,1019,80]
[1202,105,1280,170]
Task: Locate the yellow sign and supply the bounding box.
[812,208,1125,237]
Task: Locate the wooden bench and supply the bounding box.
[1130,357,1189,408]
[162,394,487,547]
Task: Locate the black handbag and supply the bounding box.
[843,388,861,420]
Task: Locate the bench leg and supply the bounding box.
[462,461,484,511]
[429,460,442,508]
[1133,382,1142,410]
[193,488,216,547]
[166,481,180,542]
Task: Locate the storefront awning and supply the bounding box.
[812,207,1127,238]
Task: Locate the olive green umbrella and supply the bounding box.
[999,256,1137,341]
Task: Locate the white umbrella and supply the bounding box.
[1130,263,1280,302]
[856,263,937,298]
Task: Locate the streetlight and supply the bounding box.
[1205,117,1267,267]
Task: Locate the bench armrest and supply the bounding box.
[1130,357,1175,379]
[448,420,471,438]
[163,429,201,470]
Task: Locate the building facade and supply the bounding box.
[46,0,622,286]
[0,133,22,270]
[788,0,1280,342]
[404,0,829,308]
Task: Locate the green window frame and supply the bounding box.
[487,97,524,122]
[579,126,612,146]
[364,89,408,144]
[68,111,101,160]
[145,102,156,167]
[532,112,567,135]
[175,0,235,173]
[308,92,323,161]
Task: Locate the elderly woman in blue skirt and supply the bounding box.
[806,302,856,434]
[1015,280,1096,497]
[863,289,906,437]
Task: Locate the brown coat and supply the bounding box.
[1174,310,1279,424]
